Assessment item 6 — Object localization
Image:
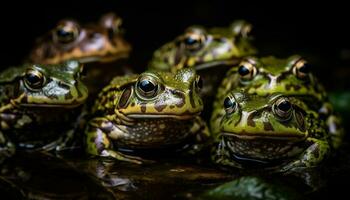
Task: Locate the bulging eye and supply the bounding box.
[53,21,80,44]
[273,97,293,120]
[224,96,237,114]
[182,29,206,51]
[136,76,159,99]
[24,68,45,90]
[293,59,311,79]
[238,61,257,81]
[194,75,203,91]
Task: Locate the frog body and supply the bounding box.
[212,92,330,172]
[85,68,210,164]
[211,56,343,149]
[148,21,257,118]
[28,13,132,98]
[0,61,88,161]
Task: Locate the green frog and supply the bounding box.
[212,92,330,172]
[148,21,257,118]
[211,56,343,149]
[85,68,210,164]
[28,12,132,98]
[0,61,88,161]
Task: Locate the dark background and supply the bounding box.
[1,0,350,91]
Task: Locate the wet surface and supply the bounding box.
[0,142,349,199]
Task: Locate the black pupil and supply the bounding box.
[26,73,41,85]
[224,97,235,109]
[238,65,250,76]
[139,80,155,93]
[277,101,292,112]
[56,29,74,40]
[185,36,198,46]
[299,63,310,73]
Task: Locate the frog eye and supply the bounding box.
[273,97,293,120]
[136,76,159,99]
[24,68,45,90]
[53,21,80,44]
[194,76,203,91]
[182,29,206,51]
[224,96,237,114]
[292,59,311,79]
[238,61,257,81]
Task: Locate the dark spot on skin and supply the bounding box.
[89,136,96,143]
[141,103,147,113]
[216,113,224,120]
[198,100,203,106]
[131,102,135,107]
[170,105,175,109]
[65,91,73,100]
[118,87,132,109]
[172,90,186,108]
[154,100,167,112]
[58,81,70,90]
[285,84,302,91]
[263,122,274,131]
[247,112,256,127]
[294,85,301,91]
[253,83,262,89]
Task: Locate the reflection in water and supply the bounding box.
[1,143,349,199]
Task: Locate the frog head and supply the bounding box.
[219,92,308,161]
[29,13,131,64]
[0,61,88,108]
[149,20,256,72]
[228,55,326,102]
[116,68,203,119]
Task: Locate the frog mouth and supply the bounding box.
[221,131,306,141]
[126,112,201,120]
[194,59,239,71]
[19,103,83,109]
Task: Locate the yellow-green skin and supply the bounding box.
[211,55,343,149]
[213,92,330,172]
[0,61,88,161]
[148,21,257,114]
[85,68,210,164]
[149,20,256,72]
